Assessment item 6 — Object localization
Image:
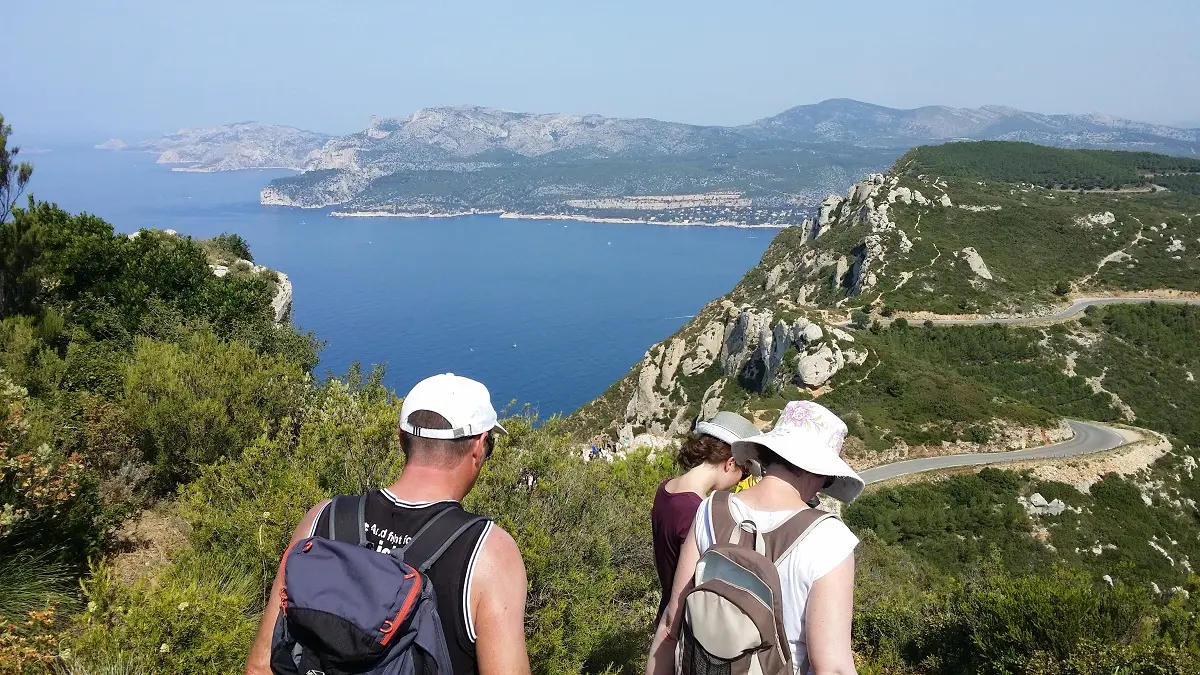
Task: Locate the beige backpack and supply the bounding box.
[678,491,835,675]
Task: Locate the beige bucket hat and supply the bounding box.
[694,411,760,446]
[731,400,864,503]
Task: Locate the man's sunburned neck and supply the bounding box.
[387,463,475,504]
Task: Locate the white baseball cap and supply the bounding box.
[399,373,507,440]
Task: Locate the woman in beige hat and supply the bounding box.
[647,401,863,675]
[650,411,761,623]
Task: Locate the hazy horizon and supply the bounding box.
[8,0,1200,144]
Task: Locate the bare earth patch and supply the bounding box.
[110,505,190,585]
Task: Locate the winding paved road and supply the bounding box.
[859,420,1130,485]
[922,296,1200,327]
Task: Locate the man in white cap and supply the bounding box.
[246,374,531,675]
[647,400,863,675]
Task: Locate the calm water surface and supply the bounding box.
[28,148,772,416]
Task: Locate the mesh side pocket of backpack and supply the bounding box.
[680,623,732,675]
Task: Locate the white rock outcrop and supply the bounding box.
[626,352,666,427]
[887,187,912,204]
[797,345,840,387]
[793,318,823,344]
[831,256,851,290]
[850,235,885,296]
[960,247,994,280]
[816,195,845,236]
[271,272,294,324]
[1075,212,1117,228]
[828,327,856,343]
[658,339,687,390]
[720,310,772,376]
[680,321,724,376]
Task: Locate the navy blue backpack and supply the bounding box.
[271,495,489,675]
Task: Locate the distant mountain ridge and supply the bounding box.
[97,122,332,172]
[743,99,1200,153]
[260,100,1200,218]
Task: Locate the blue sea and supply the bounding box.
[26,148,772,417]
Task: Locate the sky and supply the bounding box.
[7,0,1200,144]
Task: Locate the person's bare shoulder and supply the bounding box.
[469,523,529,674]
[473,523,525,583]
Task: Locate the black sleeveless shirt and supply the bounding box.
[312,489,490,675]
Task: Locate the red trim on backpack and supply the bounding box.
[278,538,307,616]
[379,569,423,646]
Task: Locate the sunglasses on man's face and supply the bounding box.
[483,432,496,462]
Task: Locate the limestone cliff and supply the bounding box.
[567,171,901,441]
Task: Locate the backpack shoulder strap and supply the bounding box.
[763,508,837,563]
[709,491,760,550]
[415,516,490,573]
[327,494,368,546]
[709,491,737,546]
[393,504,492,573]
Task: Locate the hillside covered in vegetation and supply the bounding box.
[569,142,1200,443]
[5,116,1200,675]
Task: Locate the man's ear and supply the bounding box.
[470,434,488,468]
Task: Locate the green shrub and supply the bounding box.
[205,233,253,263]
[74,554,258,675]
[121,329,308,492]
[466,413,673,674]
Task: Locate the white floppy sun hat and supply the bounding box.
[731,400,864,503]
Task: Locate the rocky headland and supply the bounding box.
[98,122,331,172]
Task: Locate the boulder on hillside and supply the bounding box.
[796,345,840,387]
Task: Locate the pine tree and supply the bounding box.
[0,115,34,226]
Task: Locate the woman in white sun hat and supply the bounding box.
[647,401,863,675]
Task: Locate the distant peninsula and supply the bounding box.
[97,122,331,172]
